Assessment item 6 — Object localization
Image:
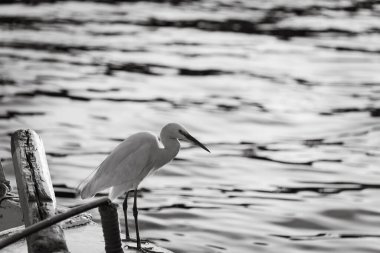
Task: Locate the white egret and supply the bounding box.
[80,123,210,252]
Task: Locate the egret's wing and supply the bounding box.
[80,132,158,199]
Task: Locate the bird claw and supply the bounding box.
[124,242,161,253]
[122,237,151,244]
[140,248,163,253]
[136,247,157,253]
[123,238,163,253]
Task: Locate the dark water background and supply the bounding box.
[1,0,380,252]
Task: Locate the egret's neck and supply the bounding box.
[156,134,180,169]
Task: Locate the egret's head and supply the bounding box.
[161,123,210,153]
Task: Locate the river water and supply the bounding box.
[1,1,380,252]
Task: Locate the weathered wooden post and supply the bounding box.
[11,129,69,253]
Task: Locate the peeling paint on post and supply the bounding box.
[11,129,69,253]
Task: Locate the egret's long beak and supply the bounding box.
[180,130,210,153]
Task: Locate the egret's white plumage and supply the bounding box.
[80,132,162,200]
[79,123,209,250]
[81,123,209,200]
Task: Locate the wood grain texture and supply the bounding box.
[11,129,68,253]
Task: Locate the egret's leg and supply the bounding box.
[133,189,142,250]
[123,190,150,245]
[123,191,130,241]
[127,190,161,253]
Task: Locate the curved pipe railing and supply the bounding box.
[0,197,122,253]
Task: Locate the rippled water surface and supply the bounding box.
[1,0,380,252]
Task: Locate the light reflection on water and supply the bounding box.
[1,0,380,252]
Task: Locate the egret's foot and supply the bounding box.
[124,243,160,253]
[123,240,164,253]
[139,247,163,253]
[122,237,151,244]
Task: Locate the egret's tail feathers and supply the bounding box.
[109,183,135,201]
[108,184,126,201]
[80,183,95,199]
[78,165,101,199]
[80,176,115,199]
